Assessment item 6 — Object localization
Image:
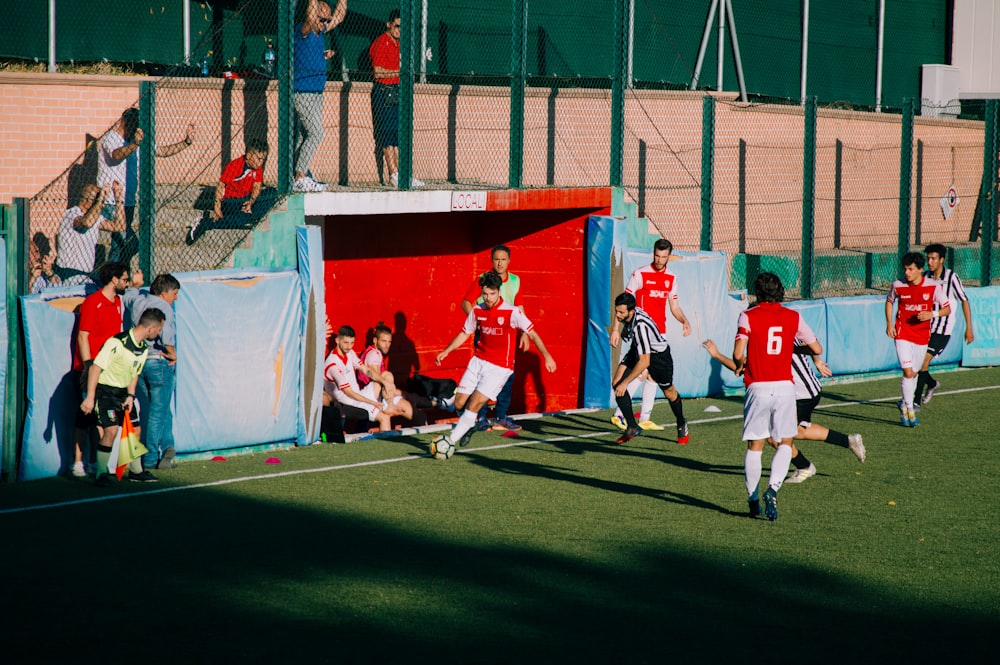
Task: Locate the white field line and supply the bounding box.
[3,385,998,516]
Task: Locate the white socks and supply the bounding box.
[448,409,479,444]
[769,445,793,491]
[744,449,762,497]
[901,375,917,410]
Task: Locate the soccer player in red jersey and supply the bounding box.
[885,252,950,427]
[610,239,691,432]
[733,272,821,521]
[435,271,557,449]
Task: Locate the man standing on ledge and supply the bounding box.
[293,0,346,193]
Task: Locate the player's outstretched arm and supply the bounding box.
[526,330,557,372]
[702,339,738,373]
[435,331,471,365]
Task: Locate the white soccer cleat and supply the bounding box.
[848,433,866,463]
[785,463,817,484]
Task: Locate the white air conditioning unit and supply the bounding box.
[921,64,961,117]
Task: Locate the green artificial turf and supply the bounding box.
[2,367,998,663]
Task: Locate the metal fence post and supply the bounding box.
[700,95,715,251]
[801,96,817,299]
[509,0,527,189]
[398,0,416,190]
[277,0,294,196]
[138,81,156,278]
[2,199,28,481]
[982,99,998,286]
[610,0,628,187]
[897,97,915,263]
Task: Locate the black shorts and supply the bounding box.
[927,333,950,358]
[796,394,821,425]
[621,346,675,389]
[93,384,127,429]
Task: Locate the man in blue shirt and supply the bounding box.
[293,0,346,193]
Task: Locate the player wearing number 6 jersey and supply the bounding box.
[733,272,820,521]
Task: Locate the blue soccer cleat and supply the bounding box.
[763,487,778,521]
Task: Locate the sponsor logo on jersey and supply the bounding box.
[481,326,504,336]
[647,289,668,299]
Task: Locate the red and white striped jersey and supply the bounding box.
[324,348,362,397]
[462,299,534,370]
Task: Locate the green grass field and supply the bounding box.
[3,367,999,663]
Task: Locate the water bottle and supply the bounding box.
[262,40,276,77]
[200,56,209,77]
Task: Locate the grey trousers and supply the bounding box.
[293,92,325,175]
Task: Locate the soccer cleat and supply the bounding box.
[458,428,475,448]
[898,401,912,427]
[676,421,690,445]
[785,463,817,484]
[748,490,761,518]
[638,420,664,431]
[128,470,159,483]
[610,415,627,431]
[616,427,641,445]
[473,419,492,433]
[95,474,113,488]
[848,433,866,463]
[763,487,778,521]
[492,417,522,432]
[922,380,940,405]
[908,410,919,427]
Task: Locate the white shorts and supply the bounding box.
[457,356,513,402]
[334,383,382,421]
[742,380,797,442]
[895,339,928,371]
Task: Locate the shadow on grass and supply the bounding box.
[1,481,994,664]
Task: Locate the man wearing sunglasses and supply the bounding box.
[293,0,346,193]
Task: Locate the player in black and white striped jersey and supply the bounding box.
[611,292,689,445]
[702,339,865,483]
[916,244,975,406]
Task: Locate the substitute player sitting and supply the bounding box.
[885,252,950,427]
[325,325,407,432]
[434,271,557,448]
[358,322,414,422]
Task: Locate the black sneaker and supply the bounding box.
[616,426,641,445]
[185,218,202,246]
[128,470,159,483]
[458,428,475,447]
[95,474,114,488]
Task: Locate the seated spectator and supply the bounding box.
[323,325,408,432]
[359,322,416,422]
[30,232,62,293]
[55,183,126,285]
[185,137,278,245]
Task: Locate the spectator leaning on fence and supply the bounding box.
[186,137,278,245]
[292,0,346,193]
[55,183,126,285]
[30,232,61,294]
[369,8,423,189]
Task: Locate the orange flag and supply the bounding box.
[114,409,148,480]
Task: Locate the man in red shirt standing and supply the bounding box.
[610,238,692,436]
[435,272,557,450]
[885,252,950,427]
[733,272,821,521]
[369,8,423,188]
[70,261,131,477]
[186,138,277,245]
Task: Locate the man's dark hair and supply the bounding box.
[138,307,166,327]
[491,244,511,259]
[753,271,785,303]
[924,243,947,259]
[150,274,180,296]
[98,262,128,287]
[246,137,269,154]
[374,322,392,338]
[337,325,356,338]
[479,270,503,291]
[33,232,52,257]
[614,292,636,310]
[902,252,925,269]
[121,108,139,141]
[653,238,673,253]
[388,8,400,22]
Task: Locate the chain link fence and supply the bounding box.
[17,0,998,298]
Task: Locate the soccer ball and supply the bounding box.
[430,435,454,460]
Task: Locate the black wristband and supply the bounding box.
[127,394,136,399]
